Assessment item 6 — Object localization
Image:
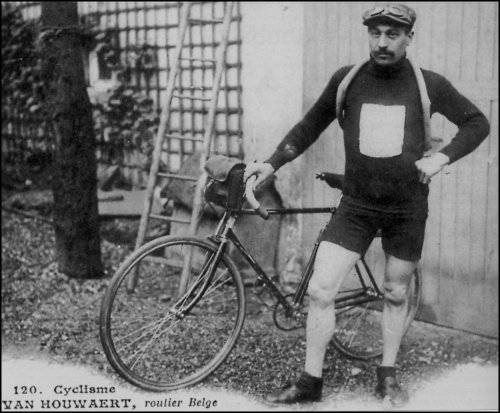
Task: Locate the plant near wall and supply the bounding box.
[2,5,44,121]
[91,30,160,169]
[1,4,50,185]
[92,83,159,163]
[1,3,101,181]
[1,6,100,126]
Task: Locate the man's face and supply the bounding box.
[368,24,413,65]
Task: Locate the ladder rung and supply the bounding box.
[177,62,240,70]
[177,86,212,92]
[180,64,216,70]
[179,57,217,63]
[165,134,204,142]
[167,128,242,136]
[157,172,198,181]
[172,93,212,101]
[158,107,241,115]
[189,18,223,25]
[149,214,191,224]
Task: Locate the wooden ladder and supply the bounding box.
[128,1,236,291]
[134,1,235,246]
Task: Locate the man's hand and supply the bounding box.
[415,152,450,184]
[244,162,275,189]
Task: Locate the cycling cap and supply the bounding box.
[362,3,416,29]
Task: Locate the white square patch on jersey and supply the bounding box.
[359,103,406,157]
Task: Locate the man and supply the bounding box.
[244,3,490,406]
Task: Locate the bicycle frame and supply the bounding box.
[200,205,385,317]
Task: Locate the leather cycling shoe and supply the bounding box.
[375,374,409,406]
[266,375,322,404]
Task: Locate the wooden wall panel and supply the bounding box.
[301,2,498,337]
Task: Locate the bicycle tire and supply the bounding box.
[100,235,245,391]
[331,267,421,360]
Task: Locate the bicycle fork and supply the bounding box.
[169,219,234,318]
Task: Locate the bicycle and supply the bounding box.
[99,168,421,392]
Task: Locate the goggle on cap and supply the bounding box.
[362,3,416,29]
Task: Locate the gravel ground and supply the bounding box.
[1,189,498,407]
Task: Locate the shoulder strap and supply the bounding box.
[335,57,433,151]
[335,59,369,129]
[407,58,433,151]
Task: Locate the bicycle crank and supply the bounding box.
[272,294,306,331]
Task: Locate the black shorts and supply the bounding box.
[320,195,428,262]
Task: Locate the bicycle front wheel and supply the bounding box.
[100,236,245,391]
[331,265,421,360]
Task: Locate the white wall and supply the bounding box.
[240,2,306,282]
[240,2,304,168]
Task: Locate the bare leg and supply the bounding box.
[381,254,417,366]
[304,241,360,377]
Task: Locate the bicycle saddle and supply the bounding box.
[316,172,345,190]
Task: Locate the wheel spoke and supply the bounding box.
[113,312,175,344]
[117,312,166,325]
[204,270,231,296]
[128,317,183,370]
[176,268,231,311]
[115,312,178,353]
[345,305,370,348]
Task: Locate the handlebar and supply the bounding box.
[244,175,270,220]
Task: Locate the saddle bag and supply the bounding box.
[204,155,246,210]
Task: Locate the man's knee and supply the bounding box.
[383,255,416,306]
[383,281,409,306]
[307,241,360,308]
[308,279,337,308]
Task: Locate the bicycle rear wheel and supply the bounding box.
[100,236,245,391]
[331,264,421,360]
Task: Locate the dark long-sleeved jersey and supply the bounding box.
[266,57,490,208]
